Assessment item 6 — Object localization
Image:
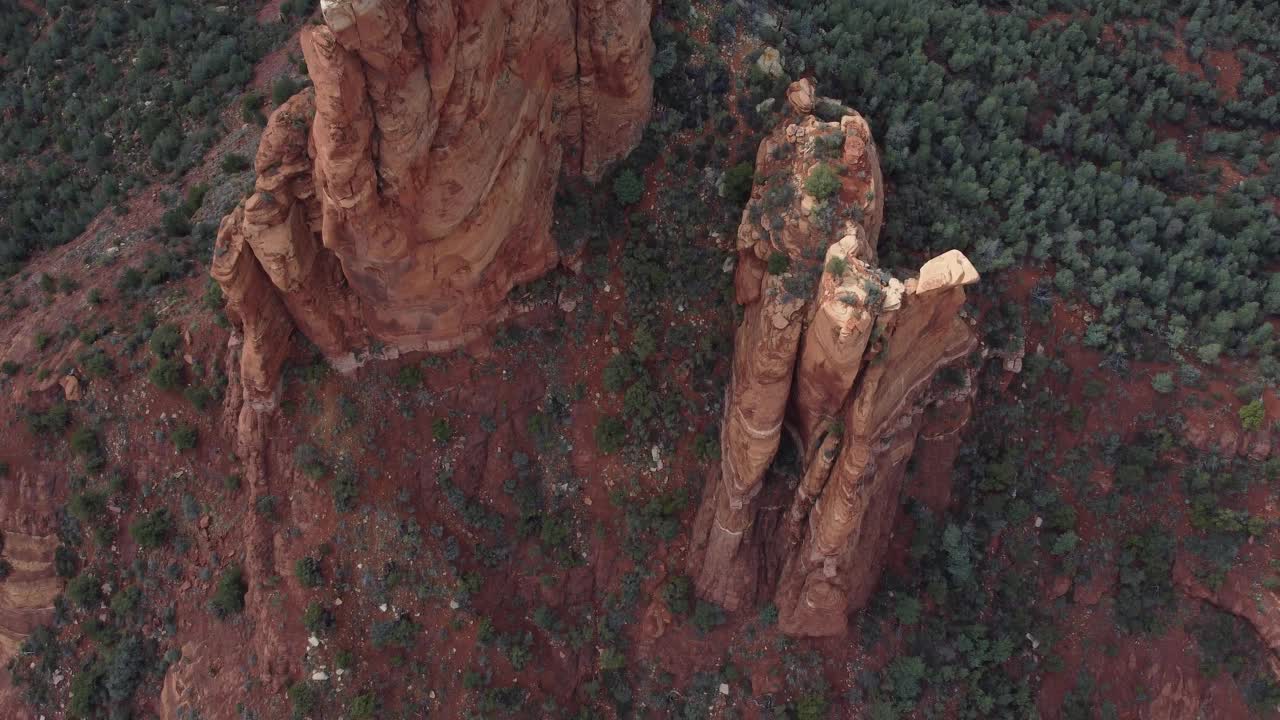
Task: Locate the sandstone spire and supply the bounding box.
[214,0,654,404]
[686,79,980,636]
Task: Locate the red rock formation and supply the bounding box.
[0,532,61,674]
[687,80,980,636]
[215,0,654,401]
[1176,553,1280,677]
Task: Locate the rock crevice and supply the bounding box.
[687,80,981,636]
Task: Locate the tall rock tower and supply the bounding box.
[213,0,654,404]
[686,80,981,636]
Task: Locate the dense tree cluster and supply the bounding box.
[773,0,1280,368]
[0,0,311,273]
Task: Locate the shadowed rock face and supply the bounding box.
[214,0,653,403]
[687,80,980,636]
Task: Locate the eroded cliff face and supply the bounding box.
[687,80,980,637]
[215,0,653,404]
[0,532,60,676]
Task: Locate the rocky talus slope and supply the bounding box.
[214,0,654,406]
[687,80,981,636]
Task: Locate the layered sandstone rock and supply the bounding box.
[0,532,61,669]
[687,80,980,636]
[215,0,653,403]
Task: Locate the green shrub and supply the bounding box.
[79,348,113,378]
[281,0,317,19]
[332,468,359,512]
[613,168,644,206]
[288,680,317,719]
[65,573,100,609]
[1151,372,1174,394]
[25,403,69,435]
[894,595,922,625]
[767,251,790,275]
[602,354,639,393]
[149,324,182,359]
[294,444,328,479]
[396,364,423,389]
[349,692,377,719]
[55,545,79,578]
[295,556,323,589]
[183,385,213,410]
[68,490,108,525]
[722,162,755,205]
[795,692,830,720]
[70,427,102,463]
[242,92,266,124]
[884,656,927,704]
[148,359,184,390]
[210,566,247,619]
[110,586,142,616]
[370,614,419,648]
[804,163,841,199]
[1114,529,1175,634]
[129,508,173,549]
[1239,399,1265,431]
[272,77,301,106]
[254,495,278,520]
[221,153,251,173]
[170,423,198,452]
[690,600,725,635]
[594,415,627,454]
[336,649,354,670]
[1196,343,1222,365]
[431,417,453,444]
[302,601,334,634]
[661,575,692,616]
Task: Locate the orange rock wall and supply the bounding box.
[687,80,980,636]
[215,0,653,401]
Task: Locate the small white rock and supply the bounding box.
[1034,516,1043,528]
[449,600,460,610]
[719,683,729,696]
[379,603,388,612]
[312,671,329,681]
[308,636,319,647]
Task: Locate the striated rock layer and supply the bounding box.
[687,80,981,637]
[214,0,654,404]
[0,532,61,672]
